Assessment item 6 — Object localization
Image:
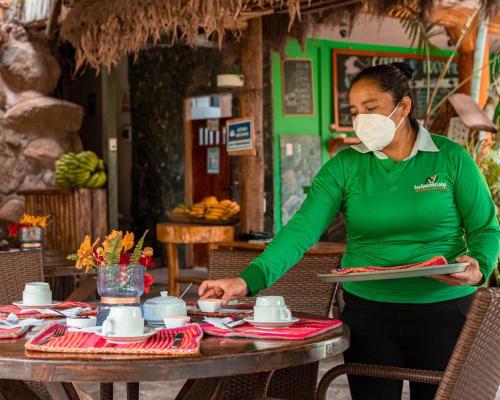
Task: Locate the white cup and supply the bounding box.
[255,296,286,307]
[102,306,144,336]
[198,299,222,313]
[253,306,292,322]
[23,282,52,305]
[164,315,190,329]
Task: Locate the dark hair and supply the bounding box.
[349,62,419,132]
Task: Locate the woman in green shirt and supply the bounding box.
[199,63,500,400]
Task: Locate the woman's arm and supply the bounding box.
[240,153,347,295]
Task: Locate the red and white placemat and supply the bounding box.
[25,323,202,356]
[0,302,96,320]
[202,317,342,340]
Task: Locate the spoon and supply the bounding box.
[179,283,193,300]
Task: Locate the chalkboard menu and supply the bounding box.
[282,59,314,115]
[333,49,459,131]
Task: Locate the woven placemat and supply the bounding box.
[25,323,202,356]
[0,302,96,320]
[202,317,342,340]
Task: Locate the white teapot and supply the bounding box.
[143,291,187,324]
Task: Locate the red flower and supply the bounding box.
[144,272,154,294]
[139,255,153,269]
[7,224,18,238]
[119,252,131,266]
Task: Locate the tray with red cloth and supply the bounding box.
[25,323,202,356]
[202,317,342,340]
[0,302,96,320]
[318,256,468,282]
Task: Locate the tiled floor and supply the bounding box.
[74,268,498,399]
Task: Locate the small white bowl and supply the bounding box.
[163,315,190,329]
[66,317,97,329]
[197,299,222,313]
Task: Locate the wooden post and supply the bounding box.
[101,66,119,229]
[238,18,264,233]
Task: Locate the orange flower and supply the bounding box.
[75,235,99,273]
[20,214,36,226]
[142,247,153,257]
[19,214,49,228]
[102,230,122,254]
[122,231,134,251]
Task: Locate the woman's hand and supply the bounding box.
[198,277,249,305]
[432,255,483,286]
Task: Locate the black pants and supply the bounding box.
[342,291,474,400]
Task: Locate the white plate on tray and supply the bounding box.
[243,317,299,329]
[317,263,469,283]
[94,326,156,344]
[13,301,61,309]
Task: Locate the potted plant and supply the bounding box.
[8,214,49,251]
[68,229,154,324]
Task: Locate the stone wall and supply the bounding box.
[0,23,83,228]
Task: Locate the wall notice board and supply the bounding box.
[332,49,459,131]
[282,59,314,115]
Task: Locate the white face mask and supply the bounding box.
[352,103,404,151]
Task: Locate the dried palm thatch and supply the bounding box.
[60,0,499,71]
[61,0,306,71]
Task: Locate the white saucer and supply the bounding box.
[146,320,165,327]
[243,317,299,329]
[13,301,61,309]
[95,326,156,344]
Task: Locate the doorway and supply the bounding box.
[184,93,234,268]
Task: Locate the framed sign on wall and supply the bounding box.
[226,117,255,156]
[282,59,314,116]
[332,49,459,131]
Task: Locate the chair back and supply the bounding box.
[0,251,44,304]
[436,288,500,400]
[209,248,341,317]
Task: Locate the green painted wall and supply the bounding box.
[271,38,454,232]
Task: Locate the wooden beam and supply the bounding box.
[238,18,265,233]
[45,0,62,39]
[432,6,500,36]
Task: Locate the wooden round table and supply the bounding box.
[0,323,349,400]
[156,223,235,296]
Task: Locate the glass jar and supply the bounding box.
[96,264,144,325]
[18,227,44,251]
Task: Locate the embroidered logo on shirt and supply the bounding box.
[414,175,447,192]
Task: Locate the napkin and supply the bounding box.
[0,314,46,329]
[203,317,246,330]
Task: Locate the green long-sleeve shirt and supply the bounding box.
[241,129,500,303]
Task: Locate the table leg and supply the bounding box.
[100,383,113,400]
[166,243,180,296]
[126,382,139,400]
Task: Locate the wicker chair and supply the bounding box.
[0,250,79,400]
[209,247,341,400]
[316,287,500,400]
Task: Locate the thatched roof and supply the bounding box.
[60,0,499,71]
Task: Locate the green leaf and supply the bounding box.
[105,236,122,265]
[130,230,149,264]
[67,253,78,261]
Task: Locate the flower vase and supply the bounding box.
[18,227,44,251]
[96,264,144,325]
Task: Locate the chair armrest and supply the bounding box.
[316,363,443,400]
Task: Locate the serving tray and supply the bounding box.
[317,263,469,282]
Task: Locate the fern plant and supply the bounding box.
[130,230,148,264]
